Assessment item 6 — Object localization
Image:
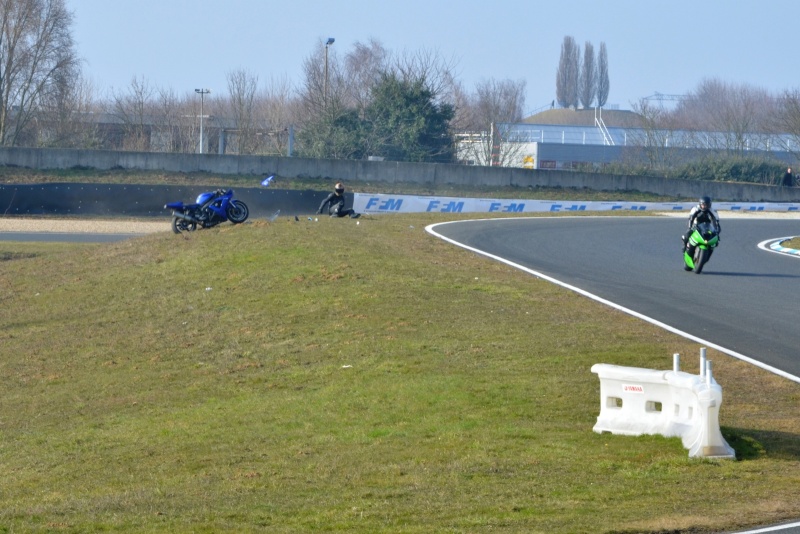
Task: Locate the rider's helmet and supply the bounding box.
[699,196,711,212]
[334,182,344,195]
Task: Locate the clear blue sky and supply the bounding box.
[69,0,799,114]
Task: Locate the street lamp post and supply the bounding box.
[324,37,335,101]
[194,88,210,154]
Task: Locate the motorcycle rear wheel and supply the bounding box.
[227,200,249,224]
[171,216,197,234]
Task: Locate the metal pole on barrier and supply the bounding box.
[700,347,707,377]
[706,360,713,385]
[673,353,680,372]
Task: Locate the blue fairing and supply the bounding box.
[196,192,216,204]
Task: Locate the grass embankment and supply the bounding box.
[1,213,799,533]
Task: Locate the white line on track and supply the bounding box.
[426,218,800,385]
[731,521,800,533]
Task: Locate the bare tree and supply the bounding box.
[556,36,580,109]
[298,38,347,117]
[628,97,684,169]
[579,41,596,109]
[257,75,300,156]
[772,88,800,158]
[108,76,155,151]
[456,78,527,166]
[296,38,358,159]
[390,47,459,104]
[388,46,461,135]
[675,78,774,154]
[474,79,526,125]
[305,39,458,130]
[226,68,258,154]
[0,0,79,146]
[37,67,101,148]
[150,87,185,153]
[344,38,389,112]
[597,42,609,108]
[446,79,474,132]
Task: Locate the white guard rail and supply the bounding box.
[591,349,735,459]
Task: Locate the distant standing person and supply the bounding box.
[782,167,794,186]
[317,182,360,218]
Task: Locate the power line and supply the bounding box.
[644,92,686,102]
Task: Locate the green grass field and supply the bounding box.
[1,210,799,533]
[782,237,800,250]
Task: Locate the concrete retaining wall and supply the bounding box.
[2,147,800,203]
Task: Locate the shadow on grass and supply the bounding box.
[723,426,800,461]
[0,251,39,261]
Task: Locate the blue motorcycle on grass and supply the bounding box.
[164,188,249,234]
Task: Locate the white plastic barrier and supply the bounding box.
[591,349,735,459]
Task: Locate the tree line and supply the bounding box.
[625,78,800,181]
[4,0,800,176]
[0,0,528,164]
[555,36,609,109]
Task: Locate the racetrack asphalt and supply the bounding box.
[428,215,800,382]
[0,218,166,242]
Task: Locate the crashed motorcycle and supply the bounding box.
[164,188,249,234]
[683,221,719,273]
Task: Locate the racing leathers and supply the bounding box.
[317,192,358,218]
[682,206,720,251]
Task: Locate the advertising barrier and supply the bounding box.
[354,193,800,215]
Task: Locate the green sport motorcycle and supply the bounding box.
[683,221,719,274]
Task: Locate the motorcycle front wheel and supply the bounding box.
[227,200,249,224]
[171,216,197,234]
[693,248,710,274]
